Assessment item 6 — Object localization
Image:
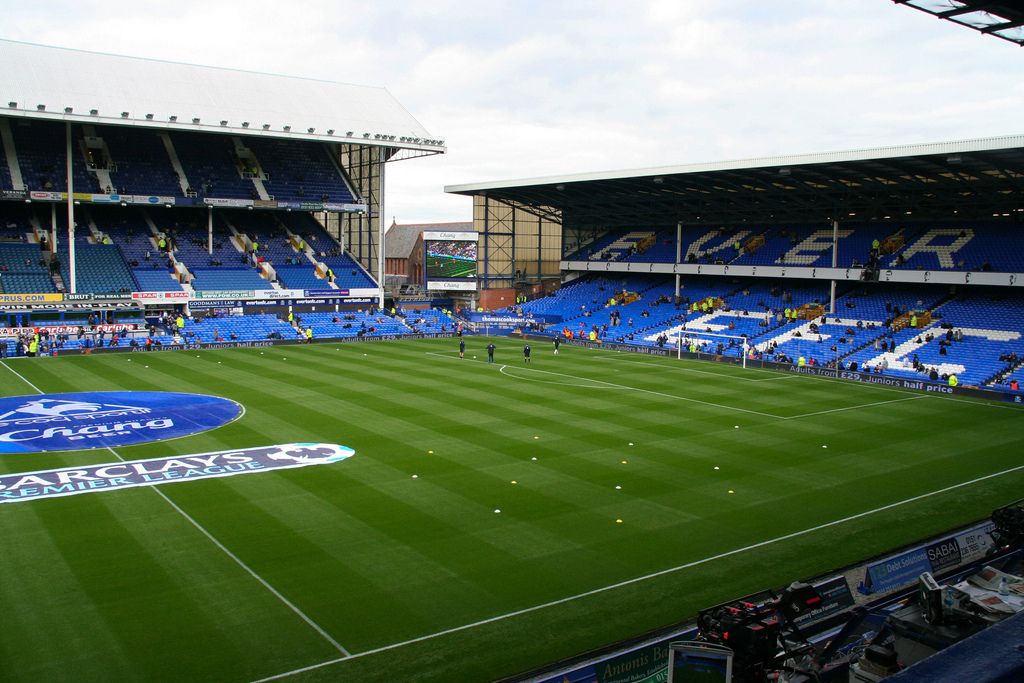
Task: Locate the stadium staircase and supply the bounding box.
[0,118,25,191]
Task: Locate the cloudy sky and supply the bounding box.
[3,1,1022,223]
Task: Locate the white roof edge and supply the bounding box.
[0,38,445,151]
[0,37,390,91]
[0,109,445,153]
[444,134,1024,193]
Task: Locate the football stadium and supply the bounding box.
[3,5,1024,682]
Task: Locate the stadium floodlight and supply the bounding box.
[346,131,353,137]
[307,127,315,133]
[283,125,291,132]
[8,101,16,108]
[120,201,127,207]
[363,133,370,138]
[36,104,45,111]
[220,120,228,126]
[262,124,270,130]
[145,113,154,120]
[64,106,73,113]
[91,109,99,115]
[242,121,249,128]
[192,117,201,124]
[326,129,334,135]
[169,115,177,122]
[121,111,129,118]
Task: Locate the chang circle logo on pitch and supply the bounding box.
[0,392,242,453]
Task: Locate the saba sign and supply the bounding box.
[0,392,242,453]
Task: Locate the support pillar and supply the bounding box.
[65,122,76,293]
[829,219,839,314]
[378,158,386,309]
[675,221,683,299]
[50,202,57,252]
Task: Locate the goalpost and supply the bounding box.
[674,329,751,369]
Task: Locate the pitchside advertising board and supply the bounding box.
[0,392,241,453]
[0,443,355,504]
[858,520,997,595]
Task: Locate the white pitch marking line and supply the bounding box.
[426,351,782,419]
[585,353,791,382]
[498,365,617,389]
[1,360,44,393]
[113,447,351,658]
[253,460,1024,682]
[2,363,351,659]
[781,395,928,420]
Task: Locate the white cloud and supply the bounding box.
[2,0,1022,223]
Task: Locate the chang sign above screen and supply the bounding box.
[425,232,478,280]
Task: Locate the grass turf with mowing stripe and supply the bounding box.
[1,338,1022,682]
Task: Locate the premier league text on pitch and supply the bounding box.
[0,392,242,453]
[0,443,355,503]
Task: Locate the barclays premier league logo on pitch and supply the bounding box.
[0,443,355,504]
[0,392,242,453]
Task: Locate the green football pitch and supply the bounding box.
[1,337,1022,682]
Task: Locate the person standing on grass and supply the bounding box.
[459,338,466,359]
[553,336,560,355]
[523,343,531,365]
[487,342,496,364]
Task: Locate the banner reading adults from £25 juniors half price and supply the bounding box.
[0,392,242,453]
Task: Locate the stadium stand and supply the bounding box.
[244,137,356,203]
[58,240,138,294]
[103,127,183,196]
[400,308,457,333]
[575,223,1024,273]
[0,242,55,293]
[506,274,1024,390]
[179,313,295,343]
[300,310,412,339]
[132,269,184,292]
[190,268,270,291]
[8,119,95,193]
[168,131,259,200]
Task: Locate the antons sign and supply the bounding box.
[0,443,355,503]
[0,392,241,453]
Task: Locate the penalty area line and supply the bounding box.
[0,363,351,659]
[1,359,44,394]
[252,461,1024,682]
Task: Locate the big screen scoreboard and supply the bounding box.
[424,231,478,291]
